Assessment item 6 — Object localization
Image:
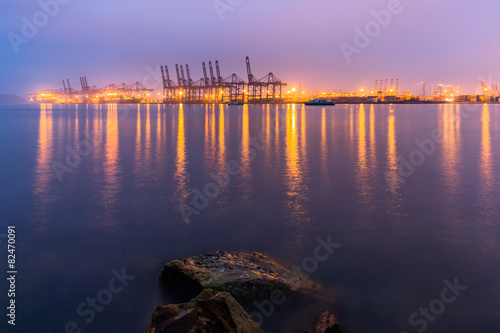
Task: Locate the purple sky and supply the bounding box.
[1,0,499,96]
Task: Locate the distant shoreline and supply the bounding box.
[10,101,500,106]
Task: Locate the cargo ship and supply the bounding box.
[304,98,335,106]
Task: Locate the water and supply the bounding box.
[0,103,499,333]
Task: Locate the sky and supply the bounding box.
[1,0,499,97]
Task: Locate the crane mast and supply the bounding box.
[175,64,182,88]
[215,60,223,85]
[180,65,187,87]
[209,61,216,86]
[186,64,193,86]
[246,56,255,82]
[202,62,210,87]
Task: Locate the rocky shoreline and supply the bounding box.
[146,251,347,333]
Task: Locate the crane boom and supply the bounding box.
[215,60,223,85]
[165,65,173,87]
[209,61,216,86]
[175,64,182,87]
[180,65,187,87]
[161,66,166,89]
[246,56,254,82]
[185,64,193,86]
[202,62,209,86]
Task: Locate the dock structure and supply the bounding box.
[161,56,287,104]
[29,77,154,103]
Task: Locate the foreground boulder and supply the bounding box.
[160,251,320,305]
[145,288,263,333]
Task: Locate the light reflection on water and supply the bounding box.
[355,104,370,205]
[442,104,461,193]
[479,104,496,222]
[173,104,189,206]
[34,104,53,214]
[102,104,120,225]
[3,103,499,332]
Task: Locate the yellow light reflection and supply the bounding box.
[358,104,367,168]
[369,105,376,164]
[218,104,227,170]
[34,104,53,199]
[204,105,217,171]
[157,104,161,154]
[204,105,211,170]
[240,104,252,192]
[386,110,401,196]
[93,105,102,158]
[74,106,79,144]
[284,104,308,229]
[355,104,372,204]
[349,107,355,159]
[320,107,327,179]
[442,104,461,198]
[300,104,307,165]
[134,104,142,172]
[145,104,151,162]
[479,104,494,206]
[57,104,64,135]
[285,103,299,190]
[102,104,120,225]
[173,104,189,203]
[264,105,272,166]
[275,104,280,150]
[85,107,89,135]
[272,105,282,164]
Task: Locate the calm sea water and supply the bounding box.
[0,103,499,333]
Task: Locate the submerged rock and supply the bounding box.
[145,288,263,333]
[309,311,346,333]
[160,251,320,305]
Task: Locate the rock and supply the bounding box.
[311,311,346,333]
[145,288,264,333]
[160,251,320,305]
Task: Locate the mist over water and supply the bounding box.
[0,103,499,332]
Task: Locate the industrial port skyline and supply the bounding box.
[3,1,500,99]
[28,56,500,105]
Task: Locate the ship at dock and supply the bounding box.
[304,98,335,106]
